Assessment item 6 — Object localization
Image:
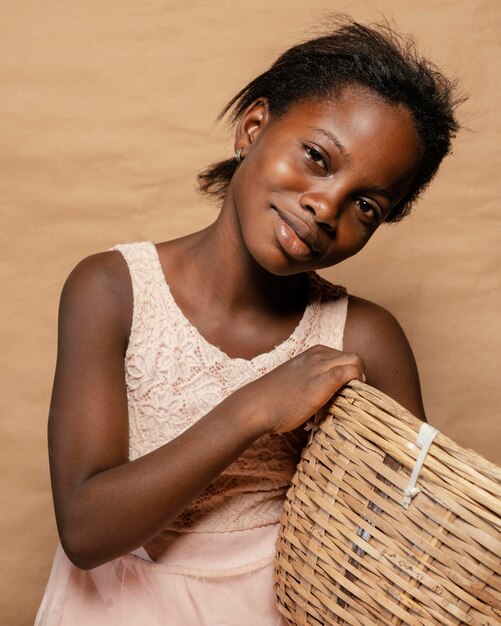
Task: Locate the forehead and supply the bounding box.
[272,87,421,188]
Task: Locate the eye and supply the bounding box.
[304,146,327,173]
[355,198,382,224]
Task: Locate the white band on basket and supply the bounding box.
[402,423,439,509]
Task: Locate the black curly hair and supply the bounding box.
[198,17,464,222]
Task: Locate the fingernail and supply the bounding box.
[362,373,366,383]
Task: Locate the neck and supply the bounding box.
[174,211,308,317]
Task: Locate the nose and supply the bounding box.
[299,191,340,233]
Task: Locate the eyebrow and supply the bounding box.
[308,127,394,203]
[308,127,354,166]
[366,185,393,203]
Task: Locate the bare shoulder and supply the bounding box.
[344,295,409,356]
[343,295,427,420]
[62,250,131,305]
[59,250,133,349]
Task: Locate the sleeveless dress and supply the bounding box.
[35,241,348,626]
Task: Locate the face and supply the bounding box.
[227,86,422,276]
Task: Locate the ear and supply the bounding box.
[234,98,270,156]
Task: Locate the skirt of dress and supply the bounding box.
[35,524,288,626]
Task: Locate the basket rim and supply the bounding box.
[333,380,501,481]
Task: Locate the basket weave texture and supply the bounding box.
[274,381,501,626]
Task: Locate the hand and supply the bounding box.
[237,345,365,434]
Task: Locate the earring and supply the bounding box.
[235,147,244,163]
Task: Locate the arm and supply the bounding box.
[49,253,365,570]
[343,295,427,421]
[49,252,265,570]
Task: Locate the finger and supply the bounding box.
[328,362,366,389]
[316,351,366,375]
[302,344,342,357]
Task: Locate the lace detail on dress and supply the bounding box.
[112,241,348,532]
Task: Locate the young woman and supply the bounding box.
[36,18,461,626]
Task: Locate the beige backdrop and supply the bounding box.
[1,1,500,623]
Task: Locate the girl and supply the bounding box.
[36,18,461,626]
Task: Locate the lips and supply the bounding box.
[271,207,322,259]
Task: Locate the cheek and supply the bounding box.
[335,216,374,254]
[252,148,305,194]
[273,157,297,183]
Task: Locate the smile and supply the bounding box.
[271,207,322,260]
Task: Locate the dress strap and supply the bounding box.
[110,241,166,355]
[111,241,164,293]
[309,273,349,351]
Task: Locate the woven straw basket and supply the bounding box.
[274,381,501,626]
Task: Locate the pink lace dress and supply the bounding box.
[35,241,348,626]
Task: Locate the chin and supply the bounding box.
[249,245,313,277]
